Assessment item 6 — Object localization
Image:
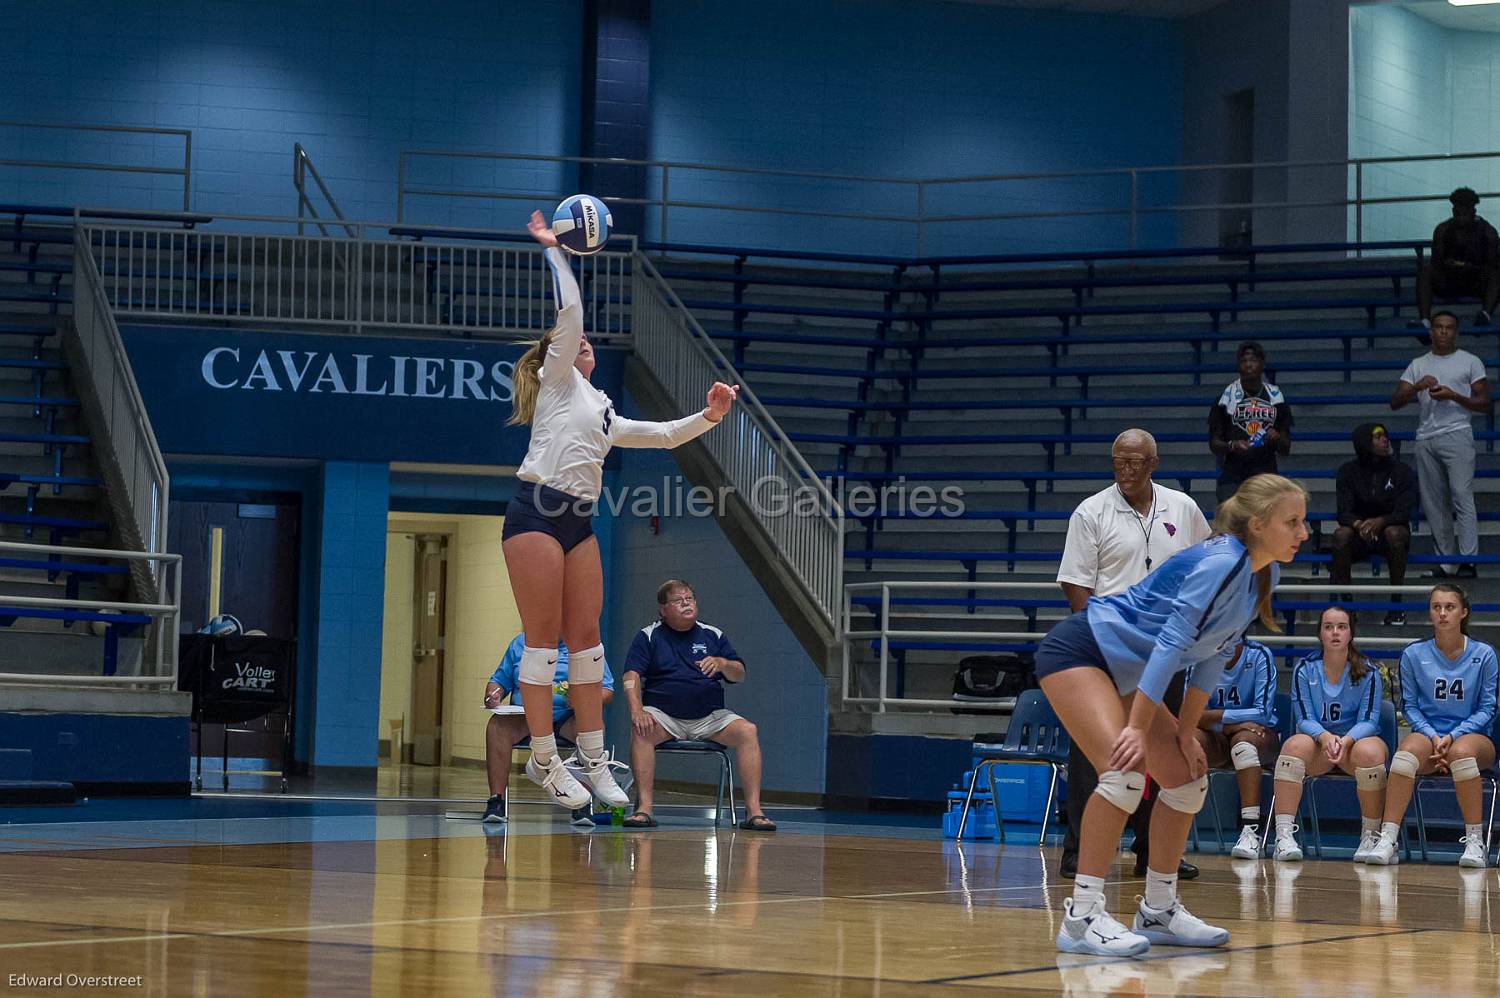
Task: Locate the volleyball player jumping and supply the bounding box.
[1034,474,1308,957]
[502,210,738,812]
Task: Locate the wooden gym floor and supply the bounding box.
[2,793,1497,996]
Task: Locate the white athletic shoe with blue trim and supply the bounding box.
[1132,898,1230,948]
[1056,898,1150,957]
[569,750,631,808]
[525,753,592,810]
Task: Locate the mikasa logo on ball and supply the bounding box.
[583,202,597,239]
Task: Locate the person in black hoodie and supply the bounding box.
[1332,423,1415,625]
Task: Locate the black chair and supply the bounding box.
[657,739,737,826]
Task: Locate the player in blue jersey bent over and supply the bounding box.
[1270,605,1388,863]
[1191,638,1280,860]
[1367,584,1498,867]
[1034,474,1308,957]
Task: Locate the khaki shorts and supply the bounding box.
[644,706,743,742]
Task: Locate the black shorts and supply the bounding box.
[1034,611,1112,680]
[502,481,595,553]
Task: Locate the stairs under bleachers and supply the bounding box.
[659,249,1500,706]
[0,222,139,678]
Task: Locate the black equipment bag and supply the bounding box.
[951,653,1036,713]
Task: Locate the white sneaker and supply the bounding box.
[1459,835,1488,869]
[525,753,592,810]
[1353,829,1379,864]
[1056,898,1150,957]
[569,750,631,808]
[1365,831,1400,866]
[1273,826,1303,862]
[1132,898,1230,947]
[1230,824,1261,860]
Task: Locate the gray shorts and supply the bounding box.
[644,706,742,742]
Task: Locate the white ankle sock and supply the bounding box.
[1466,823,1484,842]
[1380,821,1400,840]
[1144,868,1177,910]
[1071,874,1106,917]
[577,729,605,762]
[1275,814,1295,834]
[530,733,558,766]
[1240,806,1260,823]
[1361,816,1380,837]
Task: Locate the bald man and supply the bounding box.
[1055,429,1211,879]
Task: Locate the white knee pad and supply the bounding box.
[567,643,606,684]
[1274,755,1306,785]
[1230,740,1262,772]
[1390,750,1420,780]
[1093,769,1146,814]
[1157,774,1210,815]
[1451,756,1482,783]
[1356,765,1388,791]
[518,645,559,685]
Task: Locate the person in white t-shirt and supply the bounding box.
[1055,428,1212,879]
[1391,311,1493,578]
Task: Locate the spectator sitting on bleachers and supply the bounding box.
[1332,422,1415,626]
[480,634,617,824]
[1413,187,1500,332]
[1194,638,1279,860]
[622,579,774,832]
[1208,341,1293,503]
[1391,312,1491,579]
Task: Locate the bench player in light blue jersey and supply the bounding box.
[1270,605,1388,863]
[1035,474,1307,958]
[1367,584,1498,867]
[1192,638,1280,860]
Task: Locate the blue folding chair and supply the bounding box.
[1303,699,1399,858]
[1207,693,1291,852]
[1401,710,1500,864]
[956,689,1069,845]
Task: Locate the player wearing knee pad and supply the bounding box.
[1202,638,1279,857]
[1374,605,1500,867]
[1092,769,1146,813]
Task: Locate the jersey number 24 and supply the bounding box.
[1434,678,1466,701]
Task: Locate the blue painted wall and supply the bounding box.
[1349,5,1500,243]
[648,0,1185,254]
[0,0,583,225]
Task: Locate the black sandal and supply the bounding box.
[622,811,657,828]
[738,814,777,832]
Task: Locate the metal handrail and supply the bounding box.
[0,542,181,687]
[631,250,845,631]
[396,147,1500,254]
[0,120,191,211]
[293,143,356,239]
[70,227,172,563]
[841,580,1492,713]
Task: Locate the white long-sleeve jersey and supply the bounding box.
[515,247,715,500]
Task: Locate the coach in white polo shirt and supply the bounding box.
[1055,428,1211,879]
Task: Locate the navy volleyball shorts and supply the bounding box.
[502,481,596,553]
[1033,610,1112,680]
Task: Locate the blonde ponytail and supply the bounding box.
[506,331,554,427]
[1212,473,1308,633]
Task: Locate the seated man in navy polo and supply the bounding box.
[482,633,617,824]
[622,579,775,831]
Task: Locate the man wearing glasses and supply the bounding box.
[620,579,775,831]
[1055,428,1211,879]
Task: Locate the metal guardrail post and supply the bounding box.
[660,164,670,248]
[1129,170,1139,249]
[1355,161,1364,258]
[878,583,890,712]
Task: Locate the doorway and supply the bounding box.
[1219,87,1255,250]
[169,497,301,762]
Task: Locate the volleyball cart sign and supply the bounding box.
[119,326,623,464]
